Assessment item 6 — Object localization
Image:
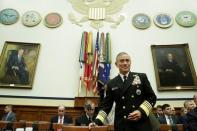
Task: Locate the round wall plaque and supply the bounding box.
[132,13,151,29]
[44,12,63,28]
[154,13,173,28]
[0,8,19,25]
[176,11,196,27]
[22,11,42,27]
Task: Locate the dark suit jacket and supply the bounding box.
[75,114,96,126]
[187,107,197,131]
[158,115,179,124]
[50,115,72,130]
[179,115,189,131]
[2,112,16,122]
[7,50,29,84]
[95,72,157,131]
[154,114,162,119]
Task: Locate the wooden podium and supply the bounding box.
[74,97,100,107]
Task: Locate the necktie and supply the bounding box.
[122,75,127,88]
[59,116,63,124]
[57,116,63,131]
[88,117,92,123]
[123,75,127,83]
[168,116,173,125]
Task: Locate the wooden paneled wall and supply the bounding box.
[0,97,182,122]
[0,105,84,122]
[0,104,182,123]
[0,97,100,122]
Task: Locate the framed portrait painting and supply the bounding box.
[151,44,197,91]
[0,41,40,88]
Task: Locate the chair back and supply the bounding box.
[159,124,172,131]
[159,124,184,131]
[32,121,50,130]
[176,124,184,131]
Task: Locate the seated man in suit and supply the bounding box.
[184,100,196,113]
[75,100,96,126]
[187,105,197,131]
[1,105,16,131]
[1,105,16,122]
[155,105,163,119]
[158,104,179,125]
[50,105,73,130]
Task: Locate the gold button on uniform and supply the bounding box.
[132,105,135,108]
[122,96,125,99]
[123,106,126,109]
[124,116,127,119]
[131,95,134,98]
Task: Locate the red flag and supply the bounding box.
[83,32,93,91]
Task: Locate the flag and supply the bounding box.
[99,32,105,63]
[92,32,99,93]
[97,32,111,100]
[79,31,111,96]
[83,32,93,91]
[79,32,86,94]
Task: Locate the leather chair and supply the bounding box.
[159,124,172,131]
[32,121,50,131]
[176,124,184,131]
[159,124,184,131]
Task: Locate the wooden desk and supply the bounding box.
[53,123,63,130]
[62,125,108,131]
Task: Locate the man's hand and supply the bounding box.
[12,66,19,70]
[127,110,141,121]
[182,72,187,77]
[89,122,97,129]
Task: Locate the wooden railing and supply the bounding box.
[0,121,113,131]
[160,124,184,131]
[1,121,185,131]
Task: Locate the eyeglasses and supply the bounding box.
[58,110,64,112]
[87,108,95,111]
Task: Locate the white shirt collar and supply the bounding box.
[164,114,171,125]
[58,116,64,124]
[119,72,129,81]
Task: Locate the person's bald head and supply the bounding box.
[58,105,65,116]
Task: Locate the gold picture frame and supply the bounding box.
[151,44,197,91]
[0,41,40,89]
